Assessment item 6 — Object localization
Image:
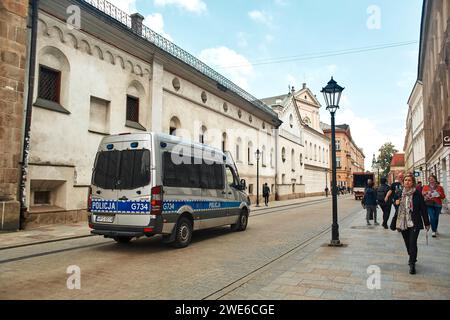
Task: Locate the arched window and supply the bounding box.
[314,145,317,161]
[199,126,207,144]
[300,154,303,166]
[37,46,70,111]
[270,148,274,168]
[248,141,254,165]
[236,138,242,162]
[222,132,227,152]
[169,116,181,136]
[305,141,308,159]
[262,146,266,166]
[291,149,295,171]
[282,147,286,163]
[289,114,294,128]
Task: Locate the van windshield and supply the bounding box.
[92,149,150,190]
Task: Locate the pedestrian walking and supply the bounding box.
[325,187,329,197]
[386,172,404,230]
[416,181,423,194]
[377,177,391,229]
[394,173,430,275]
[362,179,378,226]
[262,183,270,207]
[422,175,446,238]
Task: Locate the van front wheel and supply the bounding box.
[172,217,193,249]
[231,210,248,232]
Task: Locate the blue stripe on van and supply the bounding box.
[91,199,242,214]
[162,200,242,213]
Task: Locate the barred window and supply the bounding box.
[126,95,139,122]
[38,65,61,103]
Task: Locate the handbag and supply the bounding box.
[390,211,398,231]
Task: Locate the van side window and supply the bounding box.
[226,166,238,188]
[163,152,224,190]
[200,162,224,190]
[163,152,200,188]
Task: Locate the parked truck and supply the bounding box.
[353,172,375,200]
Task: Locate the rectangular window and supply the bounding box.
[89,97,110,134]
[126,95,139,122]
[336,157,341,168]
[34,191,51,205]
[38,65,61,103]
[336,140,341,151]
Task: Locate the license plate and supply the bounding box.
[96,215,114,223]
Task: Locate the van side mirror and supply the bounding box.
[240,179,247,191]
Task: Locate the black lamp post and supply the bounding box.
[256,149,261,207]
[321,77,345,247]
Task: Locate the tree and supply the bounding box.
[376,142,399,177]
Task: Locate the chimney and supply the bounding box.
[302,83,307,89]
[130,13,145,35]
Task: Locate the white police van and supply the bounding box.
[88,132,250,248]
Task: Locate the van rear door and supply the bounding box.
[91,137,152,226]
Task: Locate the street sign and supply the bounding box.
[444,130,450,147]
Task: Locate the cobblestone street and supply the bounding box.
[1,196,449,300]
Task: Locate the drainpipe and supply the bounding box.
[274,127,279,201]
[18,0,39,230]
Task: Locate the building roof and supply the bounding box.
[261,94,290,106]
[390,153,405,167]
[78,0,280,123]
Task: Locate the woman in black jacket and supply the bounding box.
[395,173,431,274]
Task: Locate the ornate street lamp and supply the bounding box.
[321,77,345,247]
[256,149,261,207]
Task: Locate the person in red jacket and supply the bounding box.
[422,175,446,238]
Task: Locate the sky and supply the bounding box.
[108,0,423,169]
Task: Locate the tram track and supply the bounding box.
[0,196,354,265]
[202,205,361,300]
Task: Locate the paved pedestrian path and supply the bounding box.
[220,208,450,300]
[0,195,334,249]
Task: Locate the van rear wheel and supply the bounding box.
[114,236,132,244]
[172,217,193,249]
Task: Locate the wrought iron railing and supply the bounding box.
[82,0,277,118]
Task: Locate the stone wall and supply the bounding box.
[0,0,28,231]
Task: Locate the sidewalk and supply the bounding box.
[220,209,450,300]
[0,195,333,250]
[250,195,331,212]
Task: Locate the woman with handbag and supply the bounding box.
[396,173,430,275]
[422,175,446,238]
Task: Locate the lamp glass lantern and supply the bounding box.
[321,77,344,114]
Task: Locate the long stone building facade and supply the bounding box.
[1,0,339,230]
[414,0,449,209]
